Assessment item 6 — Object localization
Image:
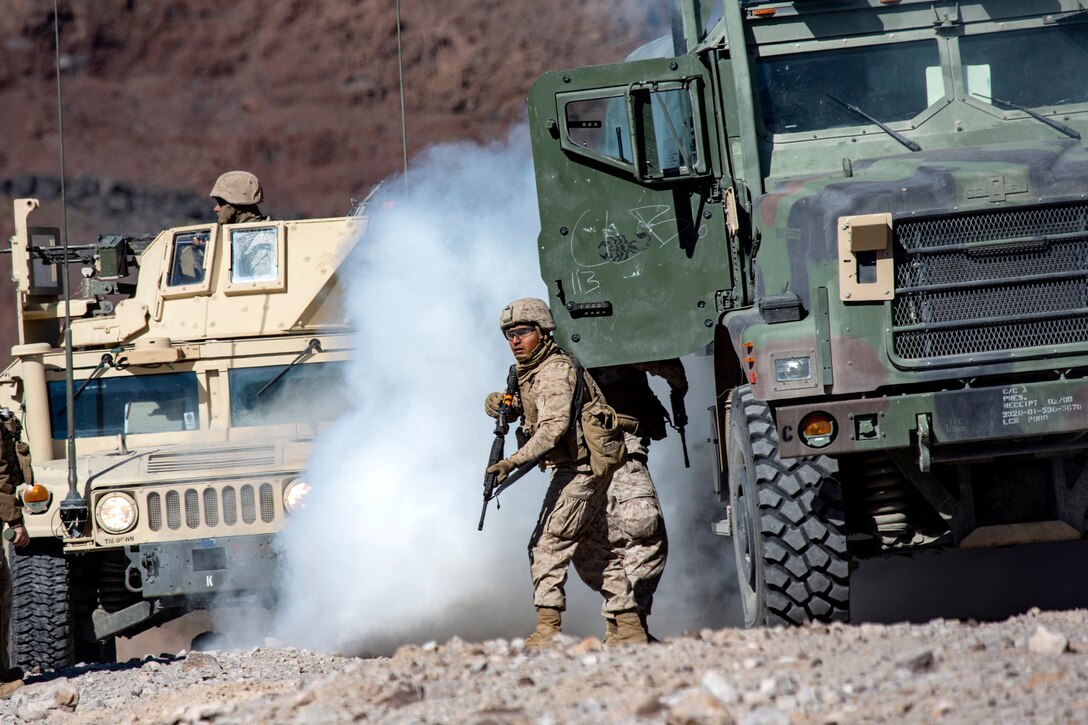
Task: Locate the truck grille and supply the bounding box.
[891,204,1088,360]
[145,445,277,473]
[147,483,276,532]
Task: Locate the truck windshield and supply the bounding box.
[49,372,200,439]
[229,361,350,427]
[960,23,1088,110]
[756,40,943,134]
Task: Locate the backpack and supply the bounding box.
[567,355,628,478]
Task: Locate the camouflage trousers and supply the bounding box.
[528,466,635,614]
[573,436,667,615]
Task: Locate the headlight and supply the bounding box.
[284,479,311,513]
[775,356,813,383]
[96,493,137,534]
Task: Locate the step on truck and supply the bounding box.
[527,0,1088,626]
[1,198,362,667]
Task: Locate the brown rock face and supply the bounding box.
[0,1,666,359]
[0,1,665,218]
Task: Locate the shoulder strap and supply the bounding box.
[564,352,587,423]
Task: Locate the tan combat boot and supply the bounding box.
[0,679,23,700]
[640,613,659,643]
[603,617,617,644]
[525,607,561,649]
[609,611,649,645]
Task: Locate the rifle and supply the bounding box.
[479,366,537,530]
[669,388,690,468]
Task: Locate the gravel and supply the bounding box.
[3,607,1088,724]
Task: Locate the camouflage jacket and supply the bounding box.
[509,349,583,470]
[0,416,26,525]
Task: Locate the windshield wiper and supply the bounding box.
[71,350,126,403]
[257,338,323,397]
[973,93,1081,141]
[826,94,922,152]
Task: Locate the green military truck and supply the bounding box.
[527,0,1088,626]
[1,197,361,667]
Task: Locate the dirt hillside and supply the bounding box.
[0,0,667,353]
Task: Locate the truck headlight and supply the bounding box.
[96,493,137,534]
[775,356,813,382]
[284,479,311,513]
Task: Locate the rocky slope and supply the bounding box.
[0,0,666,220]
[0,0,667,355]
[3,608,1087,724]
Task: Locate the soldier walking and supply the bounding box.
[484,298,648,647]
[573,360,687,642]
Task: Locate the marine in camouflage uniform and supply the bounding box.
[0,411,31,694]
[485,298,647,647]
[209,170,267,224]
[573,359,687,640]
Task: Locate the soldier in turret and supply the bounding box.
[209,170,267,224]
[176,170,269,282]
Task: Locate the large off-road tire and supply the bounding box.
[728,385,850,627]
[11,542,76,671]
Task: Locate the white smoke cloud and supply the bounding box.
[267,126,737,654]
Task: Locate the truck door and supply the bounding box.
[528,54,734,367]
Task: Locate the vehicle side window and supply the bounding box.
[168,230,212,287]
[561,83,706,181]
[638,87,698,177]
[230,227,279,284]
[566,96,632,165]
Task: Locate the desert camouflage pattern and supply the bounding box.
[0,417,25,525]
[576,360,683,614]
[574,433,666,614]
[500,297,556,332]
[511,341,634,613]
[508,349,580,469]
[0,416,24,675]
[528,466,634,613]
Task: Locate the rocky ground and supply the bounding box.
[2,607,1087,724]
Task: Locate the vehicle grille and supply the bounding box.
[146,483,277,532]
[891,204,1088,360]
[145,445,277,473]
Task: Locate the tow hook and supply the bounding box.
[126,550,158,593]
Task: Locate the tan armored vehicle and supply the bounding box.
[1,197,363,668]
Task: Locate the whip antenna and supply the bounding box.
[396,0,409,192]
[52,0,89,537]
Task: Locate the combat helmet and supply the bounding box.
[500,297,556,332]
[209,170,264,206]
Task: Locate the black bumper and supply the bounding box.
[127,534,278,599]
